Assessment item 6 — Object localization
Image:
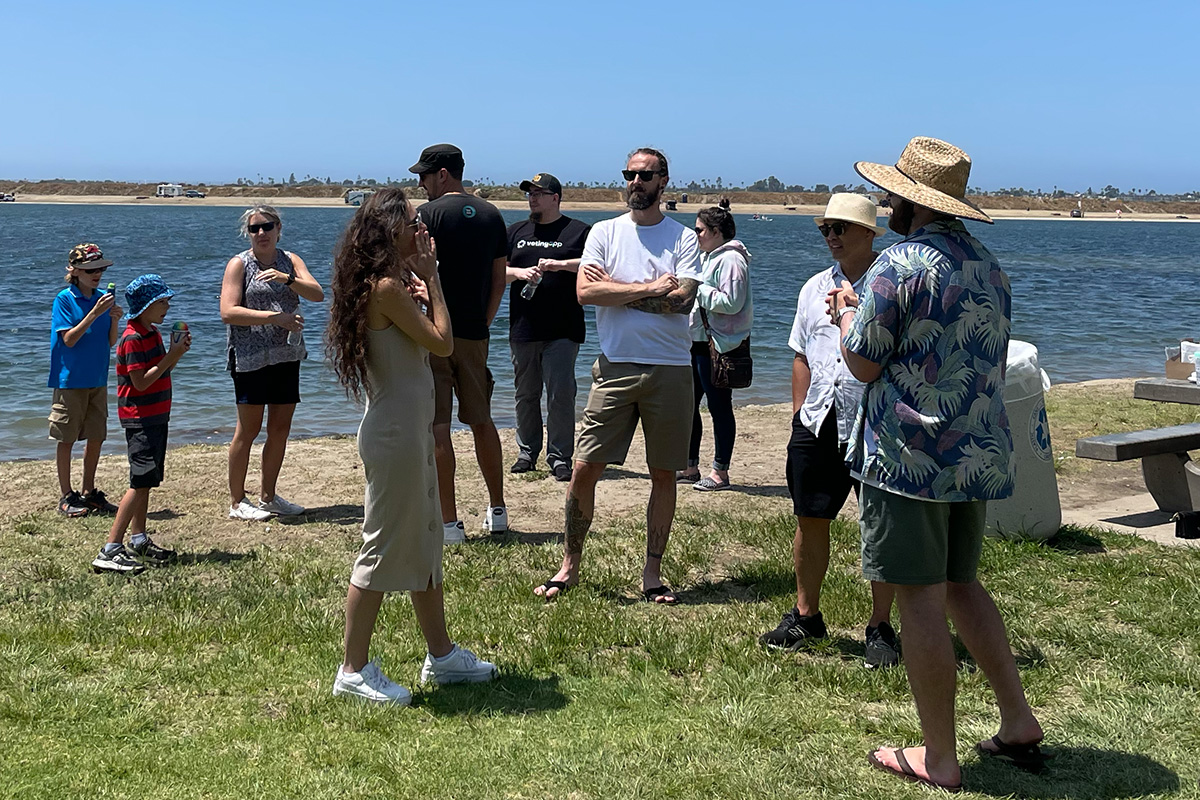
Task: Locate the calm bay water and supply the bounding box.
[2,203,1197,462]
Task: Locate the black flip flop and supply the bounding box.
[975,736,1050,773]
[868,748,962,793]
[537,579,572,600]
[642,585,679,605]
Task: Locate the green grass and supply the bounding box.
[2,501,1198,798]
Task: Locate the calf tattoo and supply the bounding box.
[565,495,592,556]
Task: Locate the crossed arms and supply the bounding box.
[576,262,698,314]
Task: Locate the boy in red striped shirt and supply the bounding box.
[92,275,191,574]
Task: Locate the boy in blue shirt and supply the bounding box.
[49,243,123,516]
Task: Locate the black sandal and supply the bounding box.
[975,736,1050,773]
[642,584,679,605]
[537,579,572,600]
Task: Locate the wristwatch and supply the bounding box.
[835,305,857,323]
[285,272,295,286]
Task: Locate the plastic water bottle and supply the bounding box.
[287,321,302,346]
[170,321,188,347]
[106,282,115,296]
[520,272,542,300]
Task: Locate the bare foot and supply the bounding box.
[869,746,961,791]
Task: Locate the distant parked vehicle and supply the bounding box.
[344,189,376,206]
[0,193,15,202]
[185,189,206,198]
[156,183,185,198]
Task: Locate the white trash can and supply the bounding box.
[986,340,1061,540]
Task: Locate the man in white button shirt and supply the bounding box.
[759,194,899,668]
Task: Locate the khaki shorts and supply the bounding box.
[575,354,693,471]
[431,337,495,426]
[859,483,986,585]
[48,387,108,443]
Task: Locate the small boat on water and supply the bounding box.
[749,213,772,221]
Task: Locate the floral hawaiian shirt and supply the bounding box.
[843,219,1014,502]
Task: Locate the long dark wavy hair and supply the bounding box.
[326,188,413,402]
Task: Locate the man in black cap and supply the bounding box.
[504,173,590,483]
[408,143,510,543]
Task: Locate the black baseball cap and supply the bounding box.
[519,173,563,196]
[409,143,465,175]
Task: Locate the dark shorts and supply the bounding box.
[126,424,168,489]
[232,360,301,406]
[859,484,987,585]
[431,337,494,426]
[785,409,857,519]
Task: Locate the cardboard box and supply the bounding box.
[1167,338,1199,379]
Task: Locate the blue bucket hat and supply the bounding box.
[123,274,176,321]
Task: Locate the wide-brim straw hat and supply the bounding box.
[854,136,993,224]
[815,193,887,236]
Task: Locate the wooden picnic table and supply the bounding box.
[1133,377,1200,405]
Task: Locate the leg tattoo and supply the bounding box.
[565,495,592,556]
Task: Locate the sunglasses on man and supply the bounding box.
[79,265,108,275]
[247,221,277,234]
[621,169,664,182]
[818,222,853,238]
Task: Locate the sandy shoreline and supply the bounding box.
[5,194,1196,221]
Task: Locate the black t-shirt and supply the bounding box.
[507,216,591,343]
[417,193,507,341]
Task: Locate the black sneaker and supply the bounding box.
[758,608,827,650]
[91,547,146,575]
[552,463,572,482]
[81,488,119,515]
[128,536,177,567]
[864,621,901,669]
[510,457,535,474]
[58,491,89,518]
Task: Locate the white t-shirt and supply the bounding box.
[580,213,702,366]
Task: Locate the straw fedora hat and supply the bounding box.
[854,137,992,224]
[815,193,887,236]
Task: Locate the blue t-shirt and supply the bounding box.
[48,285,112,389]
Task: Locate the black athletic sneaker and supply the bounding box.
[864,621,901,669]
[510,457,535,474]
[128,536,176,567]
[58,491,89,518]
[81,488,119,515]
[91,547,146,575]
[552,463,572,482]
[758,608,828,650]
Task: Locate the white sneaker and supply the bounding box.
[484,506,508,533]
[229,499,272,521]
[420,644,498,686]
[258,494,305,516]
[332,660,412,705]
[443,521,466,545]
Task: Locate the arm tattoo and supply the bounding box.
[626,278,699,315]
[565,495,592,556]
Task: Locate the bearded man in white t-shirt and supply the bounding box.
[534,148,702,605]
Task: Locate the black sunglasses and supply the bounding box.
[527,190,556,198]
[818,222,852,238]
[622,169,663,182]
[79,265,108,275]
[247,221,277,234]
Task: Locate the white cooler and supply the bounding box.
[985,340,1061,540]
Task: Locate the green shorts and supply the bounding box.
[859,483,987,585]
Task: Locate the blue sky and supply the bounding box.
[3,0,1198,192]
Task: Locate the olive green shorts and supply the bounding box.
[859,483,987,585]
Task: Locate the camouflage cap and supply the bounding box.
[68,243,114,270]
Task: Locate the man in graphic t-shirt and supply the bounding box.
[505,172,590,483]
[533,148,702,606]
[410,143,509,543]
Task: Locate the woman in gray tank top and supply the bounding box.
[219,205,324,521]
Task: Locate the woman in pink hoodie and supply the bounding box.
[681,207,753,491]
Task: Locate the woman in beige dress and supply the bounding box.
[326,188,497,705]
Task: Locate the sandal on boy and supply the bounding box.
[868,748,962,793]
[642,585,679,605]
[537,579,572,600]
[975,736,1050,773]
